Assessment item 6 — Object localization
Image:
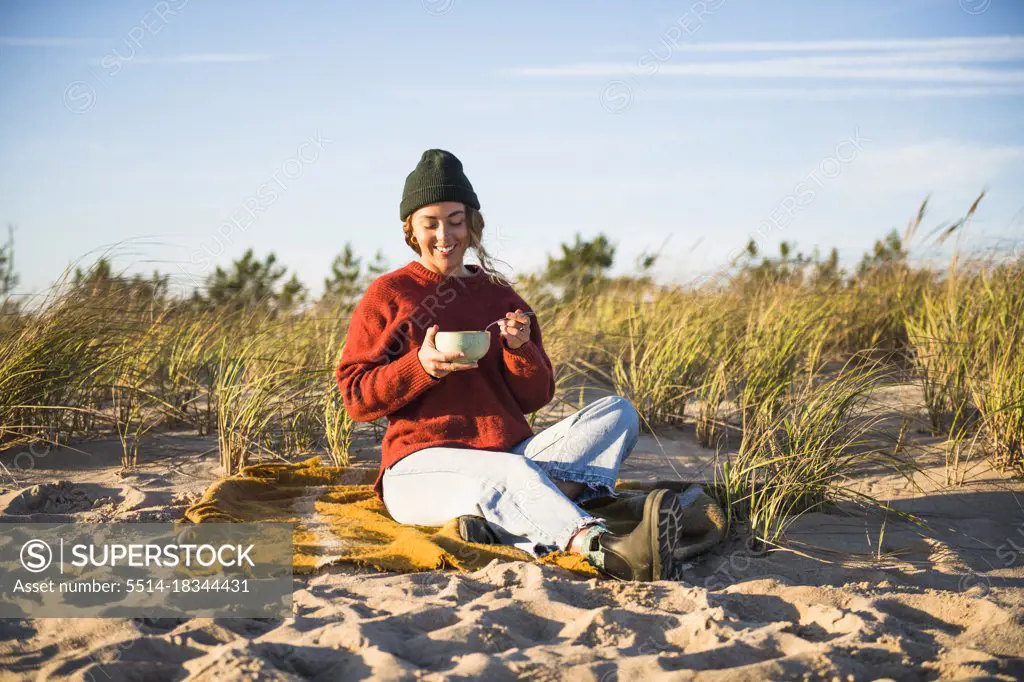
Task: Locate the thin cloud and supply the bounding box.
[511,63,1024,83]
[0,36,95,47]
[641,85,1024,99]
[88,53,274,66]
[650,65,1024,84]
[741,45,1024,67]
[164,53,273,63]
[506,35,1024,86]
[377,84,1024,101]
[617,35,1024,54]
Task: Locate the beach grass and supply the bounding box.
[1,223,1020,547]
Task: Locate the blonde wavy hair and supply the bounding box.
[403,205,513,288]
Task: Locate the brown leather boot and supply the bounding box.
[592,489,685,581]
[579,492,646,535]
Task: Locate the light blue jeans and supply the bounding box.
[382,395,641,556]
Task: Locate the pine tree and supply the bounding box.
[203,249,306,311]
[544,232,615,295]
[324,243,362,301]
[0,225,17,297]
[323,244,390,306]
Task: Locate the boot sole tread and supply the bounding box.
[656,493,686,581]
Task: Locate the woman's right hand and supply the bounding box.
[418,325,479,379]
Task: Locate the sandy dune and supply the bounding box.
[1,393,1023,681]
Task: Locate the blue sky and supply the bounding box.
[1,0,1022,297]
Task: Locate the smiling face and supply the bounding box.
[409,201,471,276]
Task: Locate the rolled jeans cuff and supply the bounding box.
[542,466,617,504]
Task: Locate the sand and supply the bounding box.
[1,387,1023,681]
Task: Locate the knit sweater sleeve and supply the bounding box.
[335,281,439,422]
[501,300,556,414]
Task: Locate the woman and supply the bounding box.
[336,149,687,581]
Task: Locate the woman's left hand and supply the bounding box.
[498,309,531,350]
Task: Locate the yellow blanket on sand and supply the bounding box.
[184,457,727,579]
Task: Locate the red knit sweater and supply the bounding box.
[335,261,556,499]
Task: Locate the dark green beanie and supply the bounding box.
[400,149,480,221]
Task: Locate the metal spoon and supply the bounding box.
[484,311,535,332]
